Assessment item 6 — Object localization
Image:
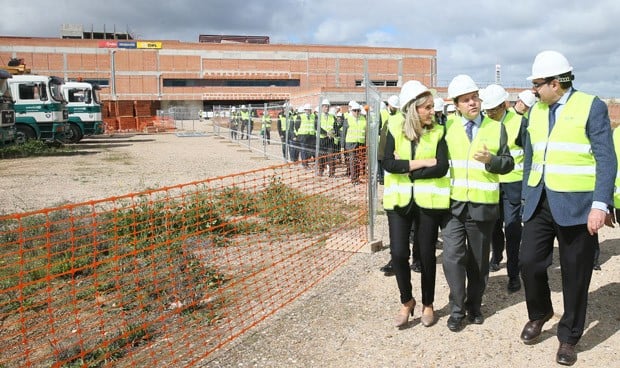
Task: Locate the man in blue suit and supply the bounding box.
[519,50,617,366]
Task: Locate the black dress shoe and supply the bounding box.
[556,342,577,366]
[507,277,521,293]
[447,316,464,332]
[380,260,394,276]
[467,311,484,324]
[520,310,554,344]
[490,262,500,272]
[410,260,421,273]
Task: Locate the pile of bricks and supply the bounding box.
[102,100,167,133]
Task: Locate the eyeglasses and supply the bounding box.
[532,79,551,89]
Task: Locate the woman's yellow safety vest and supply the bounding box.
[383,122,450,210]
[445,116,501,204]
[527,91,596,192]
[499,110,524,183]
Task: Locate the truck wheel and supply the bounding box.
[65,124,83,143]
[16,126,36,143]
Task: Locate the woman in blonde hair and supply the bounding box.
[382,80,450,328]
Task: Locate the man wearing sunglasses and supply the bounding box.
[519,50,616,366]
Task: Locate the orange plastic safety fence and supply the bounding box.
[0,149,369,367]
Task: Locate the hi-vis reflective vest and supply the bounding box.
[261,114,271,129]
[297,113,315,135]
[527,91,596,192]
[383,122,450,210]
[499,110,524,183]
[279,114,287,132]
[613,128,620,208]
[320,113,335,139]
[445,116,501,204]
[345,115,366,144]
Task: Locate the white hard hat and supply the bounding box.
[348,100,357,107]
[446,104,456,112]
[399,80,429,111]
[297,106,305,113]
[241,105,246,109]
[433,97,445,112]
[480,84,509,110]
[448,74,479,99]
[350,102,362,110]
[527,50,573,81]
[321,98,330,106]
[387,95,400,108]
[303,103,312,110]
[518,89,537,107]
[231,107,236,111]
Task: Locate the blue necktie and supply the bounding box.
[466,120,475,142]
[548,103,559,132]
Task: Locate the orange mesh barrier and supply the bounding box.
[0,152,369,367]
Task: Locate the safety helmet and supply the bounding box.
[387,95,400,108]
[448,74,478,99]
[446,104,456,113]
[231,107,236,112]
[518,89,537,107]
[349,101,362,110]
[297,106,305,113]
[321,98,330,106]
[399,80,429,111]
[241,104,246,109]
[348,100,357,107]
[433,97,445,112]
[480,84,509,110]
[303,103,312,111]
[527,50,573,80]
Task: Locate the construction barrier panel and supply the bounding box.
[0,154,370,367]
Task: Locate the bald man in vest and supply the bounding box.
[519,50,616,366]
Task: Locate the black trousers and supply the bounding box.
[387,202,445,306]
[520,192,596,345]
[492,185,523,279]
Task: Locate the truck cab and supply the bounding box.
[62,81,104,143]
[0,70,16,145]
[8,75,68,142]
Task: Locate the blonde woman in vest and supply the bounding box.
[382,81,449,328]
[520,51,616,366]
[442,75,514,333]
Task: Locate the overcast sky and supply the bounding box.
[3,0,620,97]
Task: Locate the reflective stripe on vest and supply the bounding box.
[383,123,449,210]
[527,91,595,191]
[499,110,524,183]
[445,115,501,204]
[345,115,366,143]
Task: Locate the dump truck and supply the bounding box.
[2,58,68,142]
[62,81,104,142]
[0,69,16,145]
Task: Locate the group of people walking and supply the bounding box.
[382,50,617,366]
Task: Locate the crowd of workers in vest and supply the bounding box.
[375,50,618,367]
[228,99,372,182]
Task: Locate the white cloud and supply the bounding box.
[1,0,619,96]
